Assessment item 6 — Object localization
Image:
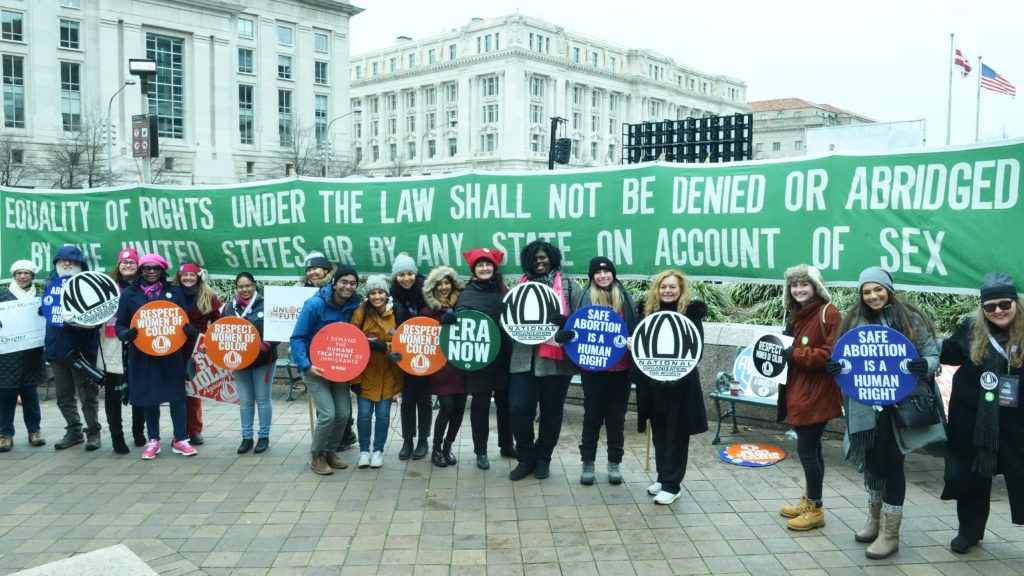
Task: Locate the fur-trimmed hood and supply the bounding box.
[422,266,464,310]
[783,264,831,311]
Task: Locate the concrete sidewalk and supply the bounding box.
[1,382,1021,575]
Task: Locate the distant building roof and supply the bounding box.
[749,98,874,122]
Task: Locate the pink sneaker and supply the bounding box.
[141,439,160,460]
[172,439,197,456]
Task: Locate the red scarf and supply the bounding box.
[521,271,566,361]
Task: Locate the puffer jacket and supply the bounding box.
[350,301,404,401]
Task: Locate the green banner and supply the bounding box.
[3,140,1021,292]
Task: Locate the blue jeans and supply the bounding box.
[357,396,392,452]
[144,401,186,442]
[304,372,351,453]
[508,373,570,465]
[235,362,275,439]
[0,385,42,437]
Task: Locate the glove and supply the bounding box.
[439,312,457,325]
[121,386,130,406]
[499,301,509,315]
[554,329,575,344]
[350,384,361,396]
[781,346,794,365]
[259,341,273,352]
[389,351,403,363]
[38,306,43,316]
[549,312,568,328]
[907,358,929,377]
[368,341,387,353]
[183,323,198,339]
[824,361,843,377]
[122,328,139,343]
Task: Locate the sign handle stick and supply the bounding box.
[307,392,315,437]
[645,423,651,472]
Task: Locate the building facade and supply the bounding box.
[749,98,874,160]
[0,0,361,186]
[348,14,748,176]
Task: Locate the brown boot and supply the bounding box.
[310,452,333,475]
[865,507,902,559]
[855,501,882,542]
[325,452,348,469]
[780,492,808,518]
[787,503,825,531]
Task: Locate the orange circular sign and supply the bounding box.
[205,316,261,371]
[392,317,447,376]
[310,322,371,382]
[130,300,188,357]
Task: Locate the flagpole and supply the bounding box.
[946,33,954,145]
[975,56,982,142]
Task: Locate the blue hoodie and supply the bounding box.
[43,245,98,363]
[289,284,363,372]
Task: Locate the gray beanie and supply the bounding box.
[980,272,1018,302]
[365,274,391,295]
[391,253,417,276]
[858,267,894,294]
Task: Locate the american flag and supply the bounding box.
[953,46,971,77]
[980,63,1016,97]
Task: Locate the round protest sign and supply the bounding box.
[392,317,446,376]
[752,333,791,379]
[563,305,628,371]
[440,310,500,371]
[718,443,786,467]
[831,325,919,407]
[60,271,120,327]
[631,311,702,382]
[205,316,261,371]
[731,345,781,398]
[310,322,370,382]
[41,277,69,327]
[130,300,188,357]
[501,282,561,345]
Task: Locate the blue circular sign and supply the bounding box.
[41,277,70,327]
[831,325,919,407]
[563,305,628,371]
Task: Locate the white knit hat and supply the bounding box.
[9,259,38,275]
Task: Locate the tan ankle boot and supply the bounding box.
[855,501,882,542]
[787,503,825,531]
[865,510,902,559]
[325,452,348,469]
[310,452,333,475]
[780,493,808,518]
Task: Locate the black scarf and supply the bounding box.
[972,330,1006,476]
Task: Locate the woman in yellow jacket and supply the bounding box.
[350,275,405,469]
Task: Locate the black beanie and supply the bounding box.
[588,256,616,280]
[333,265,358,282]
[980,271,1018,302]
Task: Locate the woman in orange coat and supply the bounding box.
[776,264,843,531]
[350,275,405,469]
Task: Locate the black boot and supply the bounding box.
[431,444,447,467]
[442,441,458,466]
[111,433,130,455]
[398,439,414,460]
[412,438,429,460]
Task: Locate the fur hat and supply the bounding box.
[783,264,831,309]
[9,259,38,276]
[980,272,1018,302]
[138,253,170,270]
[462,247,503,270]
[858,266,894,294]
[588,256,616,280]
[423,266,465,309]
[118,248,139,264]
[364,274,391,295]
[391,253,418,276]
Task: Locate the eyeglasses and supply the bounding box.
[336,280,358,287]
[120,261,137,267]
[983,300,1014,313]
[140,266,163,272]
[236,284,256,290]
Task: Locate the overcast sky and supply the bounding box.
[349,0,1023,147]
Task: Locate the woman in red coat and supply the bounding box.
[776,264,843,531]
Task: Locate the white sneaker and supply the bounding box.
[647,482,662,495]
[370,450,384,468]
[357,451,370,468]
[653,490,682,505]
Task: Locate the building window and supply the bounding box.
[591,53,598,67]
[607,144,616,161]
[591,115,599,132]
[408,142,416,159]
[315,94,328,143]
[446,110,457,125]
[372,145,379,161]
[449,44,457,59]
[3,55,24,128]
[425,112,435,130]
[530,105,543,124]
[246,161,255,175]
[573,47,580,63]
[353,122,361,138]
[405,90,416,108]
[648,100,661,117]
[480,133,496,152]
[772,141,781,152]
[387,93,397,111]
[405,115,415,133]
[371,62,379,75]
[427,139,436,158]
[389,57,397,72]
[314,32,328,53]
[608,56,616,71]
[425,87,436,106]
[354,148,362,163]
[572,112,581,129]
[794,110,803,117]
[389,143,397,161]
[428,49,436,64]
[146,33,185,139]
[755,142,764,153]
[609,94,618,112]
[238,18,254,39]
[277,25,293,46]
[278,55,292,79]
[387,118,396,135]
[445,83,457,103]
[608,119,615,134]
[354,65,362,79]
[481,77,498,97]
[572,86,582,105]
[238,48,254,74]
[448,137,457,156]
[530,77,544,97]
[370,121,378,136]
[238,84,254,145]
[60,20,80,49]
[314,61,328,85]
[530,134,543,153]
[591,91,600,108]
[60,62,81,131]
[278,89,292,146]
[794,140,804,151]
[10,149,22,164]
[482,104,498,123]
[2,11,23,42]
[408,54,416,68]
[590,142,598,160]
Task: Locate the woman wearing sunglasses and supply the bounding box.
[939,272,1024,554]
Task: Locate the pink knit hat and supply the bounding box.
[137,253,169,270]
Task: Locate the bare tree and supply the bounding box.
[384,154,410,177]
[280,118,324,177]
[45,111,115,189]
[0,131,35,187]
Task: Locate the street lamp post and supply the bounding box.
[420,120,457,175]
[321,108,362,178]
[106,79,136,175]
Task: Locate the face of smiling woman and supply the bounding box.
[860,282,889,311]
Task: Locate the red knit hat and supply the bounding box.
[462,248,503,270]
[118,248,139,264]
[178,262,202,276]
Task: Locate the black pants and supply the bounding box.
[400,376,432,441]
[432,393,466,446]
[102,373,143,440]
[578,370,630,463]
[470,389,511,455]
[794,422,827,502]
[509,373,570,465]
[866,409,906,506]
[650,414,691,495]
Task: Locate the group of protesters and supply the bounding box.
[1,242,1022,559]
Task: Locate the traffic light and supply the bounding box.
[553,138,572,164]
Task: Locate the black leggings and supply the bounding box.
[794,422,827,502]
[866,409,907,506]
[432,393,466,446]
[400,376,432,441]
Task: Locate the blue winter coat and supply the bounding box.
[115,281,189,406]
[289,284,363,373]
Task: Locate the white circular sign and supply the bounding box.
[500,282,562,345]
[60,271,120,327]
[631,311,702,382]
